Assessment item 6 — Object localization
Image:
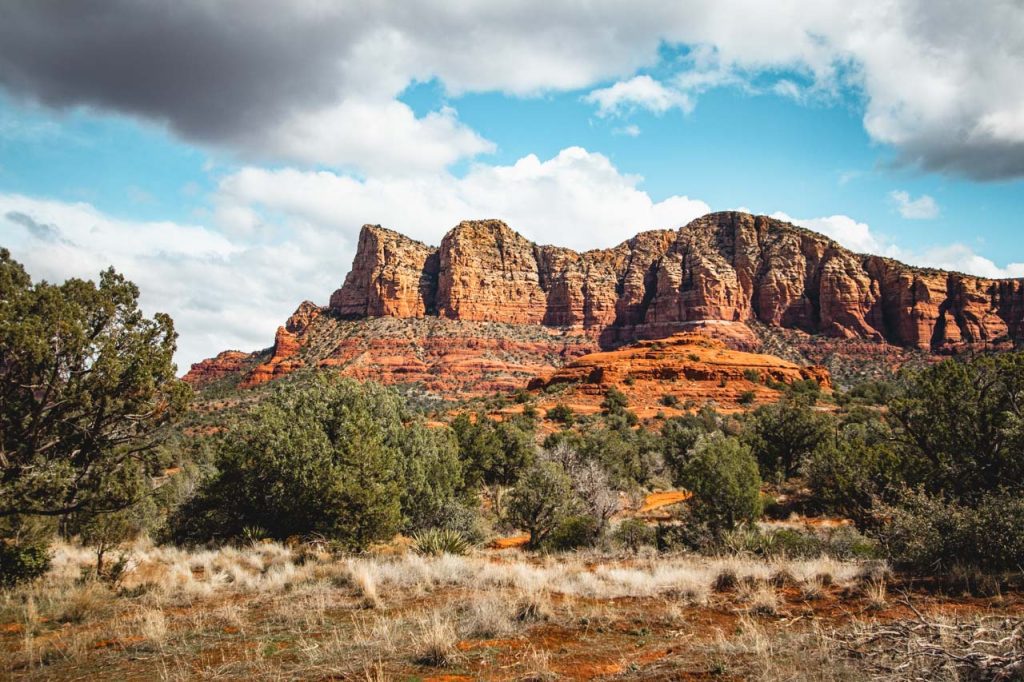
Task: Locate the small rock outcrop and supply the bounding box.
[240,301,321,388]
[531,332,830,414]
[183,350,257,388]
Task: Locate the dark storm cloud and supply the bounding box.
[0,0,362,144]
[0,0,1022,181]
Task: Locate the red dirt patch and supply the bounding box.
[639,490,691,514]
[490,534,530,550]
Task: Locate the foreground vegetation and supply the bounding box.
[3,538,1021,680]
[3,251,1024,678]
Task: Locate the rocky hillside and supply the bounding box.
[185,211,1024,395]
[531,332,831,417]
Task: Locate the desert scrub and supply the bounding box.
[411,528,471,556]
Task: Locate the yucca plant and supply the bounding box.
[411,528,471,556]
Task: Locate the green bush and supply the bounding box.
[875,490,1024,573]
[804,421,902,524]
[744,397,831,479]
[416,500,490,544]
[0,540,50,588]
[612,519,656,552]
[601,386,629,416]
[660,394,679,407]
[548,515,600,551]
[681,433,761,538]
[786,379,822,403]
[722,525,877,560]
[738,390,756,405]
[546,403,575,425]
[579,422,663,489]
[452,411,535,492]
[506,461,576,549]
[888,354,1024,500]
[0,517,53,588]
[168,376,455,550]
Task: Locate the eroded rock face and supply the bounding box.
[329,225,438,318]
[329,212,1024,352]
[239,301,322,388]
[182,350,258,388]
[188,211,1024,394]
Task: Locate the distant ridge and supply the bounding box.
[185,211,1024,392]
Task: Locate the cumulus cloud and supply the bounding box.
[772,209,1024,279]
[889,190,940,220]
[907,244,1024,279]
[3,147,710,368]
[0,1,1021,178]
[585,75,694,117]
[217,146,711,252]
[770,212,887,254]
[1,195,275,370]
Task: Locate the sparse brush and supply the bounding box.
[349,563,382,609]
[360,659,388,682]
[59,581,112,624]
[413,612,459,667]
[800,576,825,601]
[411,528,471,556]
[739,582,780,616]
[514,590,553,623]
[713,568,738,592]
[769,569,797,588]
[120,607,169,645]
[459,595,516,638]
[519,645,557,681]
[863,578,887,610]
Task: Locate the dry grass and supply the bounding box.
[458,594,517,638]
[863,577,887,610]
[412,611,459,666]
[4,539,1016,681]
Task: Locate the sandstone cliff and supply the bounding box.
[185,211,1023,393]
[328,212,1024,352]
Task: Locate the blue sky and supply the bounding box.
[1,1,1022,367]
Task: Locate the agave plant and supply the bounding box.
[411,528,472,556]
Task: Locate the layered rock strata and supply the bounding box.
[532,332,830,413]
[185,211,1024,392]
[330,213,1024,351]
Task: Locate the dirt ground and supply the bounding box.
[2,541,1021,681]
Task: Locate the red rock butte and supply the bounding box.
[185,211,1024,393]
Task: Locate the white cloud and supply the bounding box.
[889,190,940,220]
[906,244,1024,279]
[585,75,694,117]
[218,146,711,252]
[770,211,887,254]
[256,99,495,176]
[772,209,1024,279]
[613,124,642,137]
